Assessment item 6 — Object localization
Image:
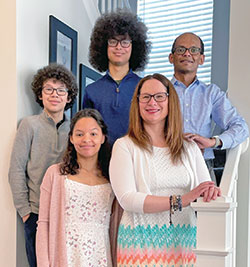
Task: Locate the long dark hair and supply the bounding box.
[60,109,111,179]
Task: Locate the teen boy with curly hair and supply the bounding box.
[83,9,151,144]
[8,63,78,267]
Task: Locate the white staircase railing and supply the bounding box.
[191,138,249,267]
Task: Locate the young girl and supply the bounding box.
[36,109,114,267]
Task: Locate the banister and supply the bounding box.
[219,138,249,197]
[191,137,249,267]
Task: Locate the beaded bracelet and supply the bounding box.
[177,195,182,211]
[169,195,173,225]
[169,195,182,225]
[173,195,178,211]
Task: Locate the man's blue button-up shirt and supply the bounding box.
[172,76,249,159]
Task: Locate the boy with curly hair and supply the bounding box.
[8,63,78,267]
[83,9,151,144]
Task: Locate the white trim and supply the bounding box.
[194,248,233,257]
[192,200,237,212]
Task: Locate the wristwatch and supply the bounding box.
[211,135,221,148]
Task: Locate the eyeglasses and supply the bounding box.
[173,46,201,55]
[108,38,132,48]
[138,92,169,103]
[42,87,68,96]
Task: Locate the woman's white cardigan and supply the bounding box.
[109,136,211,214]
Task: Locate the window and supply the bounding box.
[137,0,214,84]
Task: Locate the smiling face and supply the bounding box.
[107,34,132,69]
[139,78,169,127]
[169,33,205,75]
[70,117,105,160]
[39,78,70,117]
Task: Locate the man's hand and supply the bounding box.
[184,133,216,149]
[22,213,30,223]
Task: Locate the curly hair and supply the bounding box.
[89,9,151,72]
[60,108,111,179]
[31,63,78,110]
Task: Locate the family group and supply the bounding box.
[9,9,248,267]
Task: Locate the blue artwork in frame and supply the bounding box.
[49,15,78,117]
[79,64,102,110]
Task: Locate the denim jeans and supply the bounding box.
[24,213,38,267]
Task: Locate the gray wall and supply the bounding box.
[211,0,230,135]
[211,0,230,92]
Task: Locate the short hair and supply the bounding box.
[128,73,185,163]
[31,63,78,110]
[89,9,151,72]
[60,108,111,179]
[171,32,204,55]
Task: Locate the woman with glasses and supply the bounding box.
[110,73,221,266]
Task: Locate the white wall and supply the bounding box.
[17,0,99,120]
[0,0,17,266]
[228,0,250,266]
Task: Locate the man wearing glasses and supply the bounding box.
[8,64,78,267]
[169,32,249,183]
[83,10,151,145]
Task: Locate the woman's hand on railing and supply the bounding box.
[202,185,221,202]
[182,181,216,207]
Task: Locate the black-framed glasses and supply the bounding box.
[138,92,169,103]
[173,46,201,55]
[108,38,132,48]
[42,87,68,96]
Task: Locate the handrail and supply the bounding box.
[191,138,249,267]
[219,138,249,197]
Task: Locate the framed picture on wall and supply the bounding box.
[79,64,102,110]
[49,15,78,117]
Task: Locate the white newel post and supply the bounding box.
[191,138,249,267]
[192,197,236,266]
